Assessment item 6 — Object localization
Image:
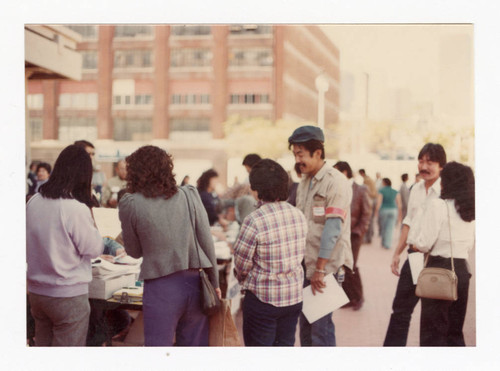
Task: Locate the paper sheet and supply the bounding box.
[408,252,424,284]
[93,208,121,238]
[302,274,349,324]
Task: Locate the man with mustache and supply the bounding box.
[383,143,447,346]
[288,126,352,346]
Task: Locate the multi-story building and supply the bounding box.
[27,24,340,184]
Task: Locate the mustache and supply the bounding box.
[419,170,430,175]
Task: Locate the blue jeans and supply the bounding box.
[379,208,398,249]
[299,278,336,346]
[243,290,302,346]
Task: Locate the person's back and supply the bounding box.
[379,186,398,209]
[27,193,103,296]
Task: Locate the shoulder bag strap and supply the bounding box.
[446,201,455,273]
[179,187,203,268]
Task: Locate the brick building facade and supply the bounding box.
[27,24,339,184]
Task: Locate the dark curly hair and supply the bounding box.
[418,143,447,168]
[333,161,353,179]
[125,145,177,199]
[440,161,475,222]
[197,169,218,192]
[250,159,289,202]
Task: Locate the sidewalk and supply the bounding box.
[235,229,476,347]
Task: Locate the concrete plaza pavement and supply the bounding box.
[235,228,476,347]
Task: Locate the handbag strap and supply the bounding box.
[422,200,455,273]
[179,186,203,269]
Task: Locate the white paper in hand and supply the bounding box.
[302,274,349,324]
[408,252,424,284]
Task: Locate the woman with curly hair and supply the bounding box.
[409,161,475,346]
[118,145,220,346]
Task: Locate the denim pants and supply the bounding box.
[299,277,336,346]
[243,290,302,346]
[379,208,398,249]
[383,252,420,346]
[143,269,208,346]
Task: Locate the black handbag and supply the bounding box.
[180,187,221,316]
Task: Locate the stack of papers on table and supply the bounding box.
[91,257,142,280]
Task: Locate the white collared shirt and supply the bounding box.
[403,178,441,229]
[409,199,475,259]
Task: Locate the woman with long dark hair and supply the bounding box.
[26,145,104,346]
[196,168,222,226]
[409,161,475,346]
[118,145,220,346]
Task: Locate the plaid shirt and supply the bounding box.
[233,201,307,307]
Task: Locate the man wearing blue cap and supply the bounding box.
[288,125,353,346]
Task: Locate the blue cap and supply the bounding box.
[288,125,325,144]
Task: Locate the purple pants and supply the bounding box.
[143,269,208,346]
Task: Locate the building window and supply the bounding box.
[229,25,272,35]
[185,94,196,104]
[113,118,153,141]
[229,48,273,67]
[114,50,153,68]
[124,96,131,105]
[27,94,44,109]
[171,25,211,36]
[58,117,97,142]
[200,94,210,104]
[135,94,153,105]
[171,94,182,104]
[170,118,210,132]
[82,51,98,70]
[114,95,121,105]
[114,25,154,38]
[170,48,212,67]
[59,93,98,109]
[229,93,270,105]
[66,25,98,40]
[29,118,43,141]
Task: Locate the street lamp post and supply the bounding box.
[315,72,329,130]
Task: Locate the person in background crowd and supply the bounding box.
[92,164,107,201]
[384,143,446,346]
[289,125,352,347]
[359,169,378,243]
[410,172,422,191]
[27,160,40,196]
[233,159,307,346]
[119,145,220,346]
[34,162,51,193]
[375,171,383,190]
[409,162,475,346]
[180,175,190,186]
[334,161,372,310]
[399,173,410,221]
[375,178,402,250]
[74,140,100,207]
[287,162,302,206]
[197,168,227,227]
[241,153,262,175]
[101,159,127,208]
[27,145,104,346]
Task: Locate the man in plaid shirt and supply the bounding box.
[233,159,307,346]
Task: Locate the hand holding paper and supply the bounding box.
[302,274,349,324]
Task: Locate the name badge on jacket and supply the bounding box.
[313,206,325,217]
